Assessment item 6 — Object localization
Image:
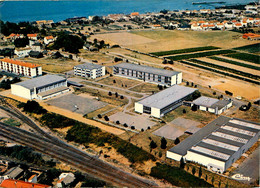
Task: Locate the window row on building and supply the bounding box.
[74,63,105,79]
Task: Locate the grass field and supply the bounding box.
[21,57,79,73]
[129,30,255,53]
[150,46,220,56]
[233,43,260,53]
[97,76,142,89]
[129,83,160,94]
[225,53,260,65]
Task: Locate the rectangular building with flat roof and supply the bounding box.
[0,58,42,77]
[74,63,105,79]
[113,62,182,86]
[135,85,197,118]
[11,75,69,100]
[166,116,260,173]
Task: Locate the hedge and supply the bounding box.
[150,46,220,56]
[225,53,260,65]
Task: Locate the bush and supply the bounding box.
[150,140,157,149]
[150,163,212,187]
[123,123,128,127]
[108,91,112,96]
[174,138,180,145]
[130,126,135,130]
[160,137,167,149]
[225,90,233,96]
[104,116,109,121]
[120,95,124,99]
[97,114,102,118]
[21,100,47,114]
[116,120,120,125]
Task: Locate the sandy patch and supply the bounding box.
[214,80,260,100]
[92,32,156,46]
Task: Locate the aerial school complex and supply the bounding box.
[167,116,260,173]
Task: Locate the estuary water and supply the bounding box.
[0,0,254,23]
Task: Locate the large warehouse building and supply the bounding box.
[0,58,42,77]
[135,85,197,118]
[113,62,182,86]
[166,116,260,173]
[11,75,69,100]
[74,63,105,79]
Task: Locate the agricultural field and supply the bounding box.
[209,56,260,71]
[224,53,260,65]
[167,50,234,61]
[20,57,80,73]
[197,57,260,75]
[150,46,220,56]
[233,43,260,53]
[128,30,256,53]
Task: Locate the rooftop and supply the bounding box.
[137,85,197,109]
[0,179,50,188]
[75,63,103,70]
[114,62,180,77]
[193,96,219,108]
[4,166,23,178]
[14,75,66,90]
[1,58,40,68]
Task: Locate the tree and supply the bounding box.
[191,104,198,111]
[205,174,208,181]
[141,128,144,132]
[14,37,29,47]
[115,92,118,97]
[160,137,167,149]
[248,102,251,109]
[116,120,120,124]
[149,140,157,150]
[218,181,221,188]
[199,166,202,178]
[120,96,124,99]
[183,109,186,114]
[104,116,109,121]
[174,137,180,145]
[192,167,196,175]
[97,114,102,118]
[113,80,116,83]
[130,126,135,130]
[108,91,112,96]
[213,91,216,95]
[180,157,185,169]
[211,176,215,184]
[52,32,84,53]
[123,123,128,127]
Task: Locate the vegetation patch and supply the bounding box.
[3,118,21,127]
[233,43,260,53]
[150,163,212,187]
[225,52,260,64]
[151,46,220,56]
[209,56,260,70]
[167,50,234,61]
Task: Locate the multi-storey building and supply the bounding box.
[0,58,42,77]
[113,62,182,86]
[74,63,105,79]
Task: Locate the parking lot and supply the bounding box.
[47,94,107,115]
[153,117,201,140]
[109,112,157,130]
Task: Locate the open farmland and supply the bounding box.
[233,43,260,53]
[197,57,260,75]
[167,50,234,61]
[150,46,220,56]
[225,53,260,65]
[128,30,256,53]
[209,56,260,71]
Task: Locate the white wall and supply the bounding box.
[11,84,31,100]
[151,107,161,118]
[134,102,143,113]
[166,151,183,161]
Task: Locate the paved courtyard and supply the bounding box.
[153,117,201,140]
[47,94,107,115]
[109,112,157,130]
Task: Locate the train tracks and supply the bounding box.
[0,97,156,187]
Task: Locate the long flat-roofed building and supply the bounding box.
[113,62,182,86]
[135,85,197,118]
[191,96,233,115]
[74,63,105,79]
[167,116,260,173]
[11,75,69,100]
[0,58,42,77]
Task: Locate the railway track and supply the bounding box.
[0,97,156,187]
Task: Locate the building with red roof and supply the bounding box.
[0,58,42,77]
[27,34,38,40]
[0,179,51,188]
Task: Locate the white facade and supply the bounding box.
[11,75,69,100]
[44,36,54,45]
[0,58,42,77]
[74,63,105,79]
[14,48,31,57]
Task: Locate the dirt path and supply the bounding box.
[197,57,260,75]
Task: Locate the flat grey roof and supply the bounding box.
[75,63,102,70]
[137,85,197,109]
[14,75,66,90]
[193,96,219,108]
[168,116,230,156]
[114,62,180,77]
[211,99,232,109]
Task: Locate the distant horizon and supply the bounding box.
[0,0,254,23]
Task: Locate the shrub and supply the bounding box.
[104,116,109,121]
[120,95,124,99]
[160,137,167,149]
[97,114,102,118]
[116,120,120,125]
[130,126,135,130]
[150,140,157,149]
[22,100,47,114]
[123,123,128,127]
[174,137,180,145]
[108,91,112,96]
